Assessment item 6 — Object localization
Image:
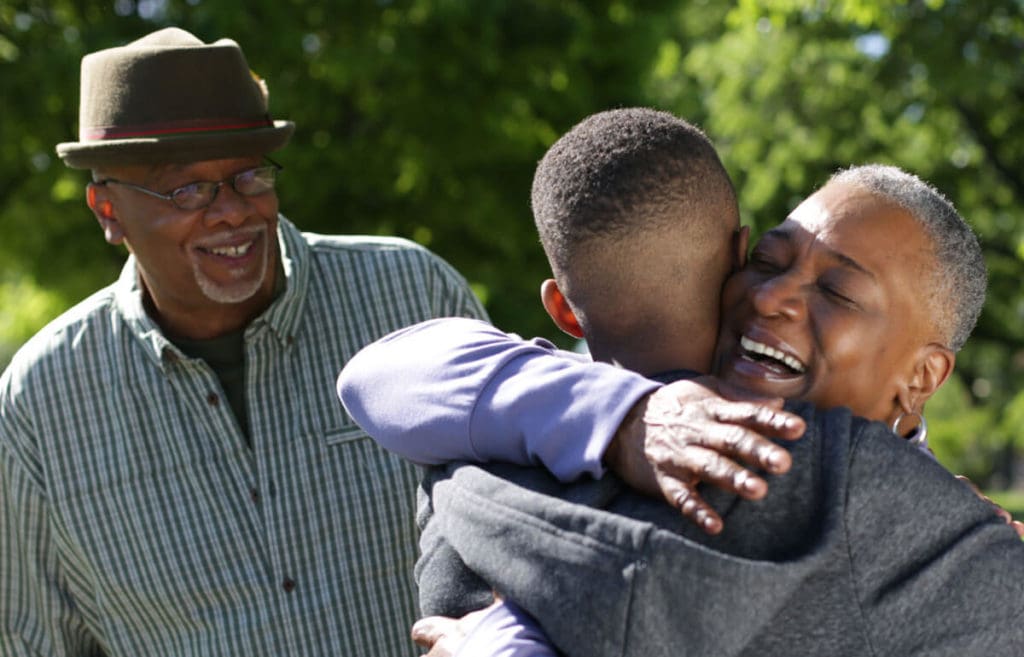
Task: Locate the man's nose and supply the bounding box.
[202,182,251,227]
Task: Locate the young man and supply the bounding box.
[339,111,1024,655]
[0,27,485,657]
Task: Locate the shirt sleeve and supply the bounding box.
[845,419,1024,655]
[337,317,660,480]
[425,249,490,322]
[455,601,560,657]
[0,389,102,657]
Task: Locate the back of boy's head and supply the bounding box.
[531,108,740,374]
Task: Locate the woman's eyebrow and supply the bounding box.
[761,224,875,279]
[827,247,874,279]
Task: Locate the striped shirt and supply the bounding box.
[0,217,487,657]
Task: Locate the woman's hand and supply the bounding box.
[956,475,1024,538]
[604,376,806,535]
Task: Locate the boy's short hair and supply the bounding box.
[530,107,737,280]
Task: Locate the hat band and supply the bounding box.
[82,117,273,141]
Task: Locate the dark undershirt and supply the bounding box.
[171,329,250,442]
[164,261,286,448]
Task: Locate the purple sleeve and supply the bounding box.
[455,601,559,657]
[336,317,659,480]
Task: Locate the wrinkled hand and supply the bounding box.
[603,376,806,535]
[410,602,500,656]
[955,475,1024,538]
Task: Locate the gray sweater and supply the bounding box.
[416,403,1024,657]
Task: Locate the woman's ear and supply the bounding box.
[87,183,125,245]
[897,343,956,414]
[540,279,584,339]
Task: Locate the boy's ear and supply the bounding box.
[896,343,955,414]
[732,226,750,270]
[87,183,125,245]
[540,279,585,339]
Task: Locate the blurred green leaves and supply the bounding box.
[1,0,1022,486]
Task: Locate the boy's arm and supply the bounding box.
[338,317,656,480]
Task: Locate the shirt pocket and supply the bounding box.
[323,423,370,445]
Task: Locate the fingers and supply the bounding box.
[660,481,723,535]
[647,420,792,482]
[955,476,1024,537]
[411,616,457,650]
[705,422,794,475]
[709,399,806,442]
[653,446,776,535]
[661,445,769,499]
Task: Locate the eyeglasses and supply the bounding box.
[96,159,283,211]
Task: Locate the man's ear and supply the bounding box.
[87,183,125,245]
[732,225,750,270]
[540,279,584,339]
[897,343,956,414]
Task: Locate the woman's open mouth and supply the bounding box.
[738,335,806,376]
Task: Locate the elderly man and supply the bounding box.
[0,27,485,656]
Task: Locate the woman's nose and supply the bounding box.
[750,273,806,321]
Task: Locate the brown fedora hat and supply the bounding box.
[56,27,294,169]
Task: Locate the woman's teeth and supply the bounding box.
[740,335,806,373]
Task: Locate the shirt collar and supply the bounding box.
[112,215,310,371]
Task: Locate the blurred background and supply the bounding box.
[1,0,1023,507]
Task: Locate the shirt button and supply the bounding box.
[282,578,296,593]
[207,392,219,406]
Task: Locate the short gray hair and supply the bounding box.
[829,164,986,351]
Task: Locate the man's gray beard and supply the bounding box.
[192,242,269,304]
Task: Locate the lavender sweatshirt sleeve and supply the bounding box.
[454,601,559,657]
[337,317,659,480]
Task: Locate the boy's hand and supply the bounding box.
[411,601,502,656]
[603,376,805,535]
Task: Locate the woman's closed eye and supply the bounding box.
[817,280,858,308]
[749,251,787,274]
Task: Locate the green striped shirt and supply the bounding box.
[0,217,487,656]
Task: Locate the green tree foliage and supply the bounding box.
[1,0,1022,486]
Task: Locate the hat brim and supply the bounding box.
[56,121,294,169]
